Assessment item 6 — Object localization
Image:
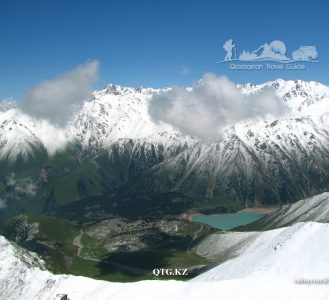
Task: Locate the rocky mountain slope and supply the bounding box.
[234,191,329,230]
[0,79,328,218]
[259,192,329,228]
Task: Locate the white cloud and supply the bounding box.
[0,198,6,209]
[20,61,99,126]
[0,98,17,112]
[148,73,288,139]
[7,173,37,196]
[0,174,38,209]
[179,65,191,75]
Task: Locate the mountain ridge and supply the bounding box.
[0,79,328,217]
[1,78,328,160]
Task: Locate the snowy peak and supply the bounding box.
[0,78,328,162]
[0,110,45,160]
[97,83,158,97]
[274,79,329,101]
[0,109,70,160]
[0,79,328,209]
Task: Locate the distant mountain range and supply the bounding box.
[0,79,328,220]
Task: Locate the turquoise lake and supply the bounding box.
[192,211,264,230]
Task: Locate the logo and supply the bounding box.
[219,39,319,70]
[152,268,188,277]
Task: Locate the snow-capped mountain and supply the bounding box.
[0,79,328,212]
[2,221,329,300]
[1,79,328,160]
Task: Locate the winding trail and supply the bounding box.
[72,229,150,275]
[192,224,204,241]
[187,223,205,254]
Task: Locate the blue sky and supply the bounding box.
[1,0,328,99]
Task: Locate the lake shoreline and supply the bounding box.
[240,206,280,215]
[181,205,279,222]
[183,205,281,231]
[190,211,265,231]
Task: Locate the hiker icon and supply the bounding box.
[223,39,236,61]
